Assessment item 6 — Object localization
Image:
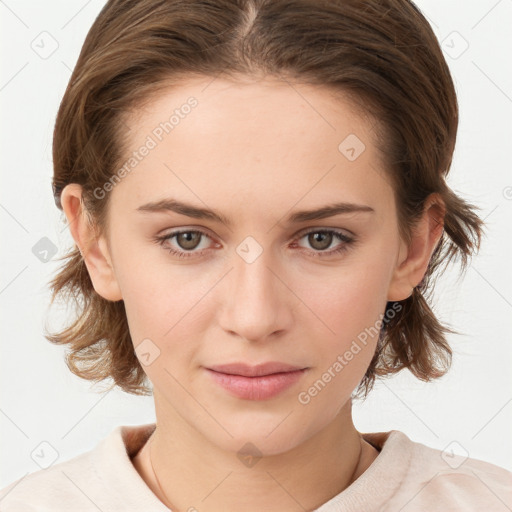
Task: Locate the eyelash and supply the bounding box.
[153,228,355,260]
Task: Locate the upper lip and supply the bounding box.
[207,362,306,377]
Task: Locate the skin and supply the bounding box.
[60,76,445,511]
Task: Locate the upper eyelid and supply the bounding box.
[295,226,352,238]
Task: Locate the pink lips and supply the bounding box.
[206,362,308,400]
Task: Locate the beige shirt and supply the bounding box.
[1,423,511,511]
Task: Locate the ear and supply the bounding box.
[60,184,123,302]
[387,193,445,302]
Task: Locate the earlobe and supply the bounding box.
[60,184,123,302]
[387,193,445,302]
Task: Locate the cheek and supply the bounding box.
[114,251,216,377]
[122,275,206,344]
[291,255,392,406]
[294,266,389,419]
[112,229,200,327]
[300,259,390,345]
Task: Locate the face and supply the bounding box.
[82,76,413,455]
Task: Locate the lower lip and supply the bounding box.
[206,368,308,400]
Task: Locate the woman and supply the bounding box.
[1,0,511,510]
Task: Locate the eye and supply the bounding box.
[154,229,216,259]
[292,228,355,258]
[153,227,356,260]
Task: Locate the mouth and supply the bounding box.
[207,361,307,377]
[205,362,309,400]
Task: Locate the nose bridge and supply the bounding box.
[219,236,291,341]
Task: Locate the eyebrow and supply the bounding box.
[136,198,375,227]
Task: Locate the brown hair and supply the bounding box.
[46,0,484,399]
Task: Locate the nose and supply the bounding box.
[217,242,294,343]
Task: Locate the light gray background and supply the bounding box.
[1,0,511,489]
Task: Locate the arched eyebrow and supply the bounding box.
[136,198,375,228]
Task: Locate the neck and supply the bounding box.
[133,398,379,512]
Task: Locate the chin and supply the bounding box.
[199,411,321,458]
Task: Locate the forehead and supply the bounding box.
[113,76,393,218]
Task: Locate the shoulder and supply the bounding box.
[0,446,101,511]
[381,430,512,511]
[0,423,159,512]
